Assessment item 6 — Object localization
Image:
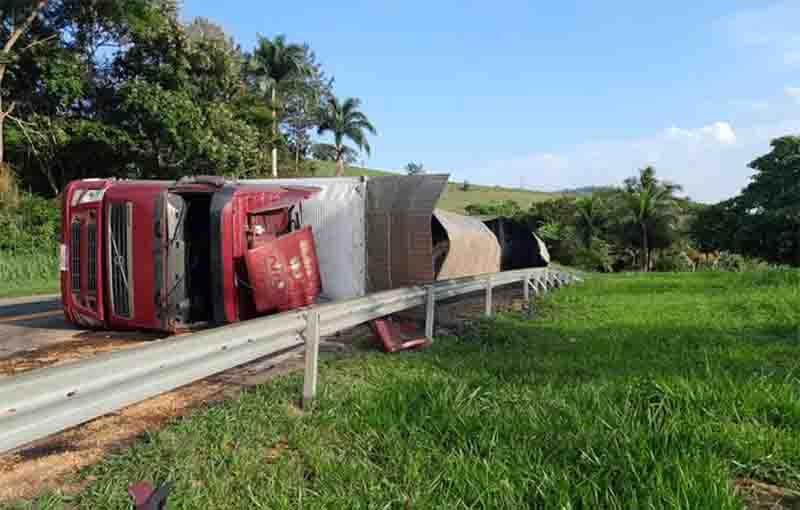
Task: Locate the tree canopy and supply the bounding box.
[0,0,372,195]
[690,136,800,265]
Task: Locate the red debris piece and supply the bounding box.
[371,318,431,353]
[129,481,173,510]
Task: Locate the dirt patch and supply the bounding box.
[735,478,800,510]
[0,332,157,377]
[265,439,292,463]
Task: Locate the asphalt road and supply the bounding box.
[0,294,82,360]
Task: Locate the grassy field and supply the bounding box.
[0,250,60,299]
[310,160,396,178]
[13,270,800,509]
[438,181,560,214]
[311,161,560,213]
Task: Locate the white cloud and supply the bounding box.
[721,2,800,67]
[664,122,737,145]
[705,122,737,145]
[474,120,800,203]
[785,87,800,103]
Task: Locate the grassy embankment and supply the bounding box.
[0,250,59,299]
[14,270,800,509]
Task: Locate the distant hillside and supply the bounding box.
[310,160,397,178]
[308,161,561,214]
[438,181,561,214]
[557,185,616,195]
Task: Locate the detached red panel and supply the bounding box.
[244,226,322,314]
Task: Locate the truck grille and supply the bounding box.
[70,220,81,293]
[109,202,133,318]
[87,222,97,293]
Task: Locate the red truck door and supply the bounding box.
[244,225,321,314]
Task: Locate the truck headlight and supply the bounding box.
[70,190,84,207]
[59,243,68,272]
[79,189,105,204]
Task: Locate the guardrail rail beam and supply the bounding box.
[0,266,579,454]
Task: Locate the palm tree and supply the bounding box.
[574,195,605,249]
[249,34,309,177]
[317,96,376,176]
[623,166,682,271]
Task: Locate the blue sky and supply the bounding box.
[183,1,800,202]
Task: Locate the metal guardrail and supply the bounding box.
[0,267,579,454]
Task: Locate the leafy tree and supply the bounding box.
[405,161,424,175]
[536,219,579,266]
[316,96,376,177]
[621,166,682,271]
[689,200,739,253]
[574,195,607,249]
[248,34,309,177]
[738,136,800,264]
[464,199,521,217]
[1,0,52,166]
[688,136,800,265]
[281,46,332,175]
[0,1,352,199]
[312,142,357,164]
[185,16,231,45]
[523,196,578,230]
[3,0,175,192]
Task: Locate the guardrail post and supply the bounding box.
[485,276,493,317]
[302,310,320,410]
[523,274,530,301]
[425,285,436,340]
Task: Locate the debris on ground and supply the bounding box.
[129,480,174,510]
[734,478,800,510]
[371,318,430,353]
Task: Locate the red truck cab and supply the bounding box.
[61,177,321,332]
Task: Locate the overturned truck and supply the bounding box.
[61,174,549,332]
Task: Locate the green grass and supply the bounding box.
[12,270,800,509]
[309,161,560,213]
[0,249,60,299]
[438,181,561,214]
[310,160,398,178]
